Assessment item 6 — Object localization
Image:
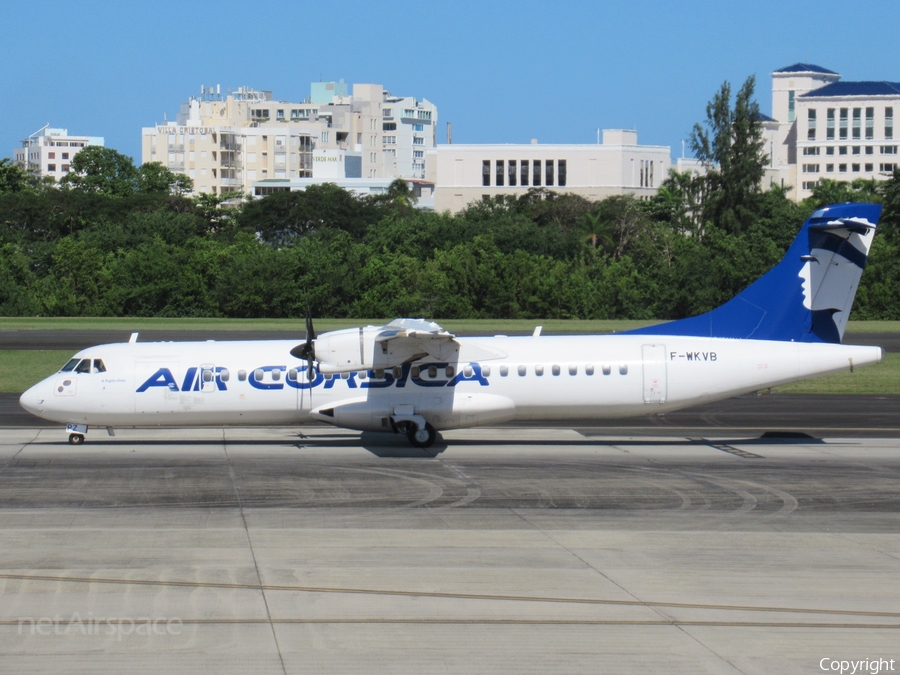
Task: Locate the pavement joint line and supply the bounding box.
[698,440,764,459]
[222,432,287,675]
[1,573,898,619]
[0,618,897,628]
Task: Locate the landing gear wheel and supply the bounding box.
[68,434,85,445]
[407,422,436,449]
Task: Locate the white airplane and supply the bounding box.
[20,203,884,448]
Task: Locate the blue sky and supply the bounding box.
[3,0,899,164]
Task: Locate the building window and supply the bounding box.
[882,146,898,155]
[852,163,861,172]
[413,124,424,131]
[383,136,396,145]
[839,146,848,155]
[880,163,896,173]
[383,108,392,118]
[826,163,834,172]
[827,108,835,140]
[413,150,424,158]
[802,181,818,190]
[826,146,835,155]
[508,160,517,187]
[520,160,529,186]
[558,159,567,187]
[533,160,541,186]
[383,123,396,131]
[839,163,847,172]
[276,109,285,120]
[865,163,874,172]
[866,146,874,155]
[321,132,328,144]
[788,91,795,122]
[802,147,820,155]
[482,160,490,187]
[61,164,70,172]
[48,152,55,159]
[839,108,848,139]
[413,137,424,145]
[802,164,820,173]
[545,159,554,186]
[866,107,875,140]
[852,108,861,139]
[47,164,56,172]
[417,110,431,121]
[808,108,817,141]
[853,146,861,155]
[886,107,894,139]
[496,160,504,187]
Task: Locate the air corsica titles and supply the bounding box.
[136,362,489,393]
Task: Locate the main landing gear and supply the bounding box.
[68,433,85,445]
[407,422,437,449]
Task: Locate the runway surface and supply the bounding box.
[2,329,899,352]
[1,426,898,674]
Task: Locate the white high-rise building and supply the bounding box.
[13,126,104,182]
[766,64,900,200]
[141,82,437,195]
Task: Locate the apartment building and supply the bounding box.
[431,130,671,213]
[13,126,104,182]
[141,82,437,195]
[767,63,900,200]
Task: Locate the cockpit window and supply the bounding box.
[74,359,92,374]
[93,359,107,373]
[60,358,80,372]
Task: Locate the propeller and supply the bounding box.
[290,307,317,381]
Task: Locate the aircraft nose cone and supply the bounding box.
[19,383,47,416]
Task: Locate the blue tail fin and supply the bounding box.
[625,203,882,343]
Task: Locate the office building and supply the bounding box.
[13,126,104,182]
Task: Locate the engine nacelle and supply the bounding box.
[314,320,457,374]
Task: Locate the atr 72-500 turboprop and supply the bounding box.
[20,203,885,448]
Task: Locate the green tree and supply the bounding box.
[60,146,139,197]
[0,158,30,194]
[690,76,767,234]
[138,162,193,196]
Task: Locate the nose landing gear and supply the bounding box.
[68,433,85,445]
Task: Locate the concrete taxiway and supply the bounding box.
[0,426,898,674]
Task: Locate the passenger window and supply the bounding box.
[602,364,611,375]
[238,370,247,381]
[288,369,298,381]
[428,366,437,378]
[500,365,508,377]
[586,364,595,376]
[619,364,628,375]
[535,365,544,376]
[568,364,577,375]
[464,366,473,377]
[551,365,560,376]
[202,370,214,382]
[517,365,526,376]
[411,366,420,378]
[358,371,366,380]
[271,369,281,381]
[219,369,230,382]
[482,366,491,377]
[75,359,92,374]
[374,369,385,379]
[340,372,350,380]
[93,359,107,373]
[445,366,455,378]
[392,367,402,379]
[253,369,264,381]
[60,358,79,372]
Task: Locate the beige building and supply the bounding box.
[430,130,671,213]
[766,64,900,200]
[13,125,104,182]
[141,82,436,195]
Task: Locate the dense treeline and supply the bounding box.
[2,77,900,321]
[1,170,899,320]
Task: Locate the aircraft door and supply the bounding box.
[641,344,667,404]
